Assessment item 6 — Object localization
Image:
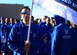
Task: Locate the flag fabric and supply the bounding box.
[33,0,77,25]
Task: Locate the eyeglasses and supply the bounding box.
[21,12,30,15]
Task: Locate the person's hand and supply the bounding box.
[25,40,31,55]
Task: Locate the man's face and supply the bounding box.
[10,18,13,23]
[21,8,30,21]
[5,18,8,23]
[45,18,49,23]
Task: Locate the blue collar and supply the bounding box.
[20,22,29,28]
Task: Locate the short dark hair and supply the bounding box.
[44,16,48,18]
[23,6,30,11]
[43,16,48,20]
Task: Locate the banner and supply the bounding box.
[55,0,77,12]
[33,0,77,25]
[33,0,67,18]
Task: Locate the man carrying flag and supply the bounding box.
[7,6,39,55]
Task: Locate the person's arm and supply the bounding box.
[7,25,25,53]
[51,27,60,55]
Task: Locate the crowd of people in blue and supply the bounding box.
[0,6,77,55]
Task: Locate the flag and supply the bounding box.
[33,0,67,18]
[33,0,77,25]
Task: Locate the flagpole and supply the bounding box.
[26,0,34,55]
[27,0,33,42]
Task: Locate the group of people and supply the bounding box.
[0,17,18,55]
[0,6,77,55]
